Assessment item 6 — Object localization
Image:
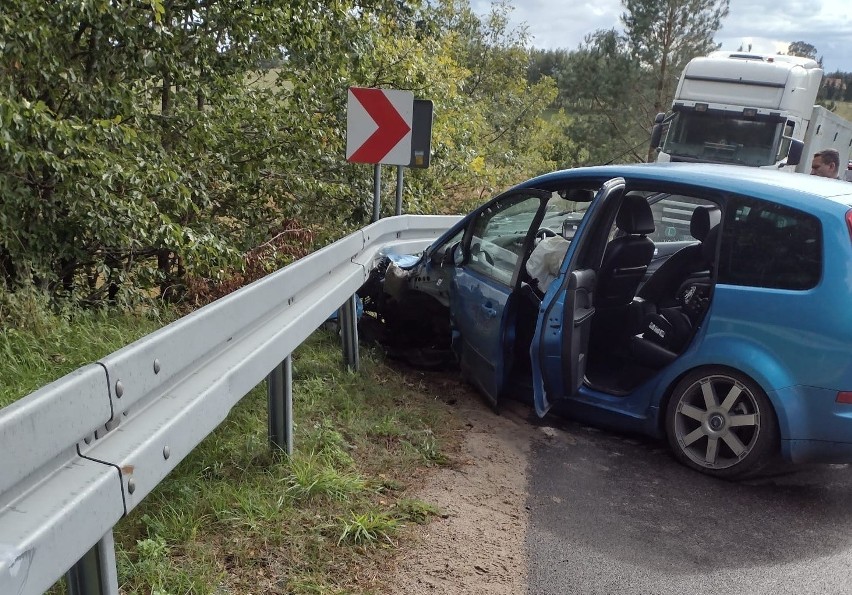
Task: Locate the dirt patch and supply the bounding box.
[380,369,539,594]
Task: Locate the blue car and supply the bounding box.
[358,163,852,478]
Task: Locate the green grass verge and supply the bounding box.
[0,289,172,407]
[115,331,459,594]
[0,294,461,594]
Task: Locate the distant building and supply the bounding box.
[824,77,847,91]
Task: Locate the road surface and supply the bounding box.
[526,416,852,594]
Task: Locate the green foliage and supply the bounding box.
[393,498,441,524]
[621,0,730,132]
[337,511,399,546]
[787,41,819,61]
[2,0,562,304]
[0,286,170,407]
[546,30,649,166]
[535,0,732,166]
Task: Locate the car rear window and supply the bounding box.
[717,196,822,290]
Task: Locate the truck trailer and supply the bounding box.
[651,51,852,175]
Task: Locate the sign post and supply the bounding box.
[346,88,432,220]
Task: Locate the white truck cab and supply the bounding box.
[651,51,852,173]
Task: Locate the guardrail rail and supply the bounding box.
[0,214,460,595]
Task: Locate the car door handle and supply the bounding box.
[573,307,595,327]
[480,303,498,318]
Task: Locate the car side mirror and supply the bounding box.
[451,242,464,266]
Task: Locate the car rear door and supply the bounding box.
[451,189,551,406]
[531,178,627,416]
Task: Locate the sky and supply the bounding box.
[470,0,852,74]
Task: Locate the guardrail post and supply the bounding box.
[65,530,119,595]
[339,294,360,372]
[267,356,293,455]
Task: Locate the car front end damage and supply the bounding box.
[357,251,456,368]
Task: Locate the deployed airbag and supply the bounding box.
[526,236,570,291]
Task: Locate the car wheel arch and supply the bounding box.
[680,334,799,439]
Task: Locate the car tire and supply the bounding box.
[665,367,779,479]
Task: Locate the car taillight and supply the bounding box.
[847,210,852,244]
[837,392,852,404]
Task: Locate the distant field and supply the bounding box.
[833,101,852,121]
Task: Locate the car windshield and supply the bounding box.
[540,195,592,240]
[662,110,783,167]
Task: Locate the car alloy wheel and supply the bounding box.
[665,367,778,478]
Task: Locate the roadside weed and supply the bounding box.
[394,498,442,525]
[285,453,368,502]
[337,511,400,546]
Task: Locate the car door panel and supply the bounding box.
[532,178,627,417]
[451,188,551,406]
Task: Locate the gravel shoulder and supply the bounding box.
[380,370,543,595]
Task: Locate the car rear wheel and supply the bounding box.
[665,367,778,479]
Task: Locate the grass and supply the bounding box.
[832,100,852,122]
[0,288,171,408]
[0,290,460,594]
[110,332,458,594]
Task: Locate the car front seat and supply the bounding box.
[637,205,721,308]
[595,193,656,309]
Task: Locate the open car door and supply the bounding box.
[451,188,552,407]
[530,178,627,417]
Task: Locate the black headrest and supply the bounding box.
[690,206,721,241]
[616,193,655,235]
[702,224,720,261]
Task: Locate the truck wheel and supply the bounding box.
[665,367,778,479]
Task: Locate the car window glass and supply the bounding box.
[431,229,464,264]
[539,196,590,240]
[647,194,718,243]
[718,196,822,290]
[468,194,543,285]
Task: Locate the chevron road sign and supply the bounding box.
[346,87,413,166]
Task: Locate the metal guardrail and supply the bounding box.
[0,214,459,595]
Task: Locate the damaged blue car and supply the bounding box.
[358,163,852,478]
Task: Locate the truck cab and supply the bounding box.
[652,52,825,172]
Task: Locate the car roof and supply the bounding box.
[519,163,852,208]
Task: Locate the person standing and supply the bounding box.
[810,149,841,178]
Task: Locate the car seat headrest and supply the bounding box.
[616,193,655,235]
[690,206,721,241]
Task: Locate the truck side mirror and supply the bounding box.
[786,139,804,167]
[649,112,666,149]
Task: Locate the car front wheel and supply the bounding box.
[665,367,778,479]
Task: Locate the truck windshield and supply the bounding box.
[662,111,782,167]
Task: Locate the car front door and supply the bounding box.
[530,178,627,416]
[451,189,551,406]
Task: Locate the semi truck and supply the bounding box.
[650,51,852,174]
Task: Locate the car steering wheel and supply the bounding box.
[536,228,558,241]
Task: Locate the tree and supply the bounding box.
[786,41,818,61]
[551,29,649,166]
[621,0,730,160]
[1,0,562,304]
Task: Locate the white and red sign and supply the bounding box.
[346,87,413,166]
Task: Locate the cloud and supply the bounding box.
[470,0,852,73]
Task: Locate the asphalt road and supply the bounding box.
[525,416,852,595]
